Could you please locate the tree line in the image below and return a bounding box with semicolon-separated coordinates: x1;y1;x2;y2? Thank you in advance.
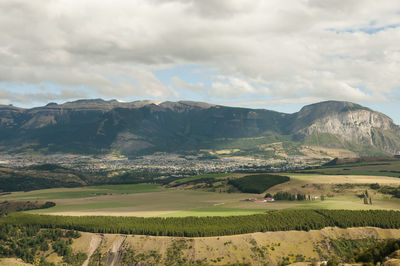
265;192;307;201
228;174;290;194
1;210;400;237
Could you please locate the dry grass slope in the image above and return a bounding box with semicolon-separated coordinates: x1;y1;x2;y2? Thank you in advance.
70;227;400;266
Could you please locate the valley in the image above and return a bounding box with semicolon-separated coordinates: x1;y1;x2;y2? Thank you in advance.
2;158;400;265
2;0;400;263
1;158;400;218
1;100;400;265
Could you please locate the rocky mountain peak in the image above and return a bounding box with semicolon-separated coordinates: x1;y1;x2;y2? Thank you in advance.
290;101;400;154
297;101;370;119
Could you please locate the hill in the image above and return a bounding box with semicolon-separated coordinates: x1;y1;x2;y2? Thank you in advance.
71;227;400;266
0;100;399;157
0;165;88;192
2;224;400;265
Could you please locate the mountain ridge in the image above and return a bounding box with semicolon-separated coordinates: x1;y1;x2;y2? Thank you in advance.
0;99;399;157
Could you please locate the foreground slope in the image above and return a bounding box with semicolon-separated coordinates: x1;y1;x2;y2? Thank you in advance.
3;227;400;265
77;227;400;266
2;227;397;266
0;99;399;156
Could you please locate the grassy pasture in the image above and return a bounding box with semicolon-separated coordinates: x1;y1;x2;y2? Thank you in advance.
300;158;400;177
267;173;400;196
1;186;260;217
2;172;400;217
26;202;133;213
0;184;161;200
283;173;400;185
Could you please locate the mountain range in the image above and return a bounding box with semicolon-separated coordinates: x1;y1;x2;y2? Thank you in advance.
0;99;399;158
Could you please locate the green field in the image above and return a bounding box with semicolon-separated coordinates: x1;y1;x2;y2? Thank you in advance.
0;185;261;217
26;202;133;213
300;158;400;177
1;172;400;217
2;158;400;218
0;183;162;200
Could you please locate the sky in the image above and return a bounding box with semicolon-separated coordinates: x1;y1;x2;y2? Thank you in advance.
0;0;400;123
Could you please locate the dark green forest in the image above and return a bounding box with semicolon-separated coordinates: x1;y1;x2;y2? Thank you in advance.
355;239;400;264
325;238;400;265
265;191;307;201
1;210;400;237
228;174;290;193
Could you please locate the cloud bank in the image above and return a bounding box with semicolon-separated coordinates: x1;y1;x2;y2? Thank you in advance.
0;0;399;107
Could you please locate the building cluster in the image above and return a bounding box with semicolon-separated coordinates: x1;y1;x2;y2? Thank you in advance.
0;152;323;174
247;198;275;202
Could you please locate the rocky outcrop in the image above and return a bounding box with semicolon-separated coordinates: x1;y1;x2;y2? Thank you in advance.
291;101;400;154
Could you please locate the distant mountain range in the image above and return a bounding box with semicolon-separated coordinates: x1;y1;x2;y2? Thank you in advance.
0;99;399;158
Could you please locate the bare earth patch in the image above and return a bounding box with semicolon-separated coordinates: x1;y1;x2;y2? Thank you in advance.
0;258;32;266
45;210;179;217
300;145;357;159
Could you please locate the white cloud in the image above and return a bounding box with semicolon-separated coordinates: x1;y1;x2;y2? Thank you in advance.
211;77;263;98
0;88;88;105
0;0;399;106
172;77;204;93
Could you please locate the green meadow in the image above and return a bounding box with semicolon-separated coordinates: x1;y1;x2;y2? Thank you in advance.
0;183;162;200
2;168;400;217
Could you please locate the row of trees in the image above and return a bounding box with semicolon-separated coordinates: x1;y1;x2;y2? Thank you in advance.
265;192;307;201
378;185;400;198
2;210;400;237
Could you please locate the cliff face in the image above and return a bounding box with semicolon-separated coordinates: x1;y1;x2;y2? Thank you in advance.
0;99;399;156
290;101;400;154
